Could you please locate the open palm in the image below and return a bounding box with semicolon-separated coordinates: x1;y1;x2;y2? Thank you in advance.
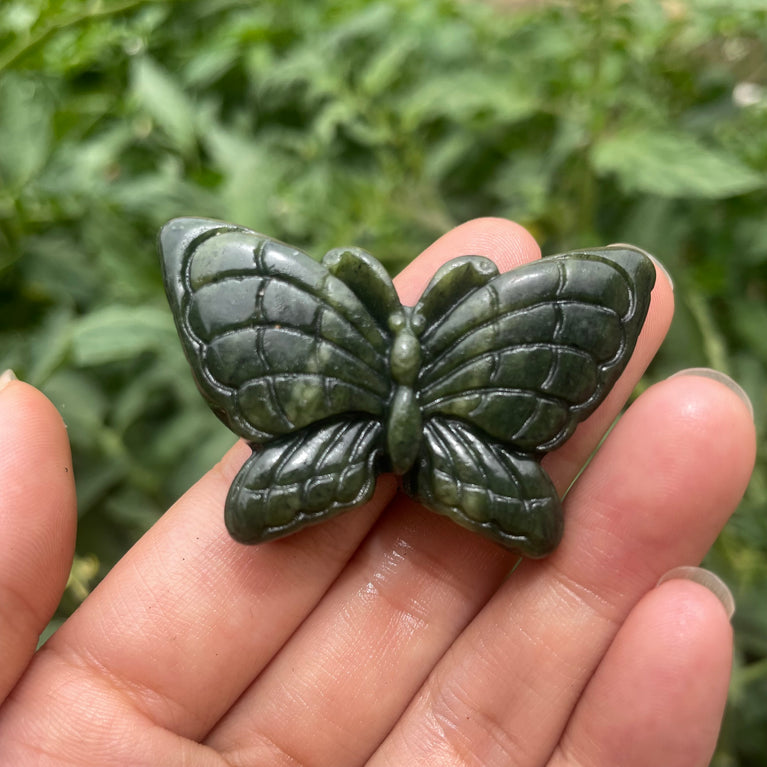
0;219;754;766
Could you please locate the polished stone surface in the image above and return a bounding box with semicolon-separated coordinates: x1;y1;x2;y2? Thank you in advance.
160;217;655;557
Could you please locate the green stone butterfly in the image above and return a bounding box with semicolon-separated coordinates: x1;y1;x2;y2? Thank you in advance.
160;218;655;557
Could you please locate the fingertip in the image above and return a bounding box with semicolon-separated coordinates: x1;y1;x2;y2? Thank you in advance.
602;245;674;374
643;260;674;342
0;377;75;486
653;575;735;637
394;217;541;304
0;379;75;489
639;577;735;735
563;367;757;580
669;368;755;423
441;217;542;270
647;576;735;668
562;577;733;767
657;566;735;620
659;372;757;477
606;242;675;294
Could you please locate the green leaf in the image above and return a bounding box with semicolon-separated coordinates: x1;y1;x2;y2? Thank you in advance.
358;35;416;96
591;129;765;198
21;231;103;306
43;369;109;451
732;299;767;360
400;70;537;129
131;56;197;156
25;307;75;385
201;122;283;231
0;72;53;187
70;305;176;366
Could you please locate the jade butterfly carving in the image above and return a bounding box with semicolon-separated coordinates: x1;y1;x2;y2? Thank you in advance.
160;218;655;557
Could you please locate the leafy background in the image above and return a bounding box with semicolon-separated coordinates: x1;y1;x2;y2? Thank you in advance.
1;0;766;763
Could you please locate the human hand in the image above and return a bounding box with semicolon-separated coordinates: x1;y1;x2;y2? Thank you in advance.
0;219;755;766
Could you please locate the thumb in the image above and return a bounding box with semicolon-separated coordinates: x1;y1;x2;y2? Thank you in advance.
0;373;77;702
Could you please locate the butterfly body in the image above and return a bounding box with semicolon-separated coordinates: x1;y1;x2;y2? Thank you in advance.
383;308;423;474
160;218;655;557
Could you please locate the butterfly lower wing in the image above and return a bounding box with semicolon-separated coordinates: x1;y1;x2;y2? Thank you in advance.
226;418;384;543
159;218;392;443
405;418;562;557
417;247;655;452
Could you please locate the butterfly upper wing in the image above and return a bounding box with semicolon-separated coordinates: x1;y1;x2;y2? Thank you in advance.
159;218;394;444
160;218;402;544
415;247;656;452
405;247;655;555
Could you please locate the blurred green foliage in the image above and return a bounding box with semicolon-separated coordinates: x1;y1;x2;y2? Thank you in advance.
1;0;766;762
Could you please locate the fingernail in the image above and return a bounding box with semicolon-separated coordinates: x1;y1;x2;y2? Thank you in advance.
669;367;754;420
606;242;673;292
657;566;735;619
0;369;17;392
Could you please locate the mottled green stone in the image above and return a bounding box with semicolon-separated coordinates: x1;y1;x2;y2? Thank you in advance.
160;217;655;557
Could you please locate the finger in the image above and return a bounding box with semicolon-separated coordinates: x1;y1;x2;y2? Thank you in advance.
395;216;541;304
551;577;733;767
370;373;754;767
0;378;77;701
0;437;397;746
204;220;671;766
545;248;674;493
0;219;526;753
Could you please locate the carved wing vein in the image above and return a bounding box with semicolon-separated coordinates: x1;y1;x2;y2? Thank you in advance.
420;299;627;377
184;297;389;377
196;325;390;396
422;387;562;411
419;343;596;400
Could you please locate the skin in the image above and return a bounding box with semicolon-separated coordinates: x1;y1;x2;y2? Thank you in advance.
0;218;756;766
